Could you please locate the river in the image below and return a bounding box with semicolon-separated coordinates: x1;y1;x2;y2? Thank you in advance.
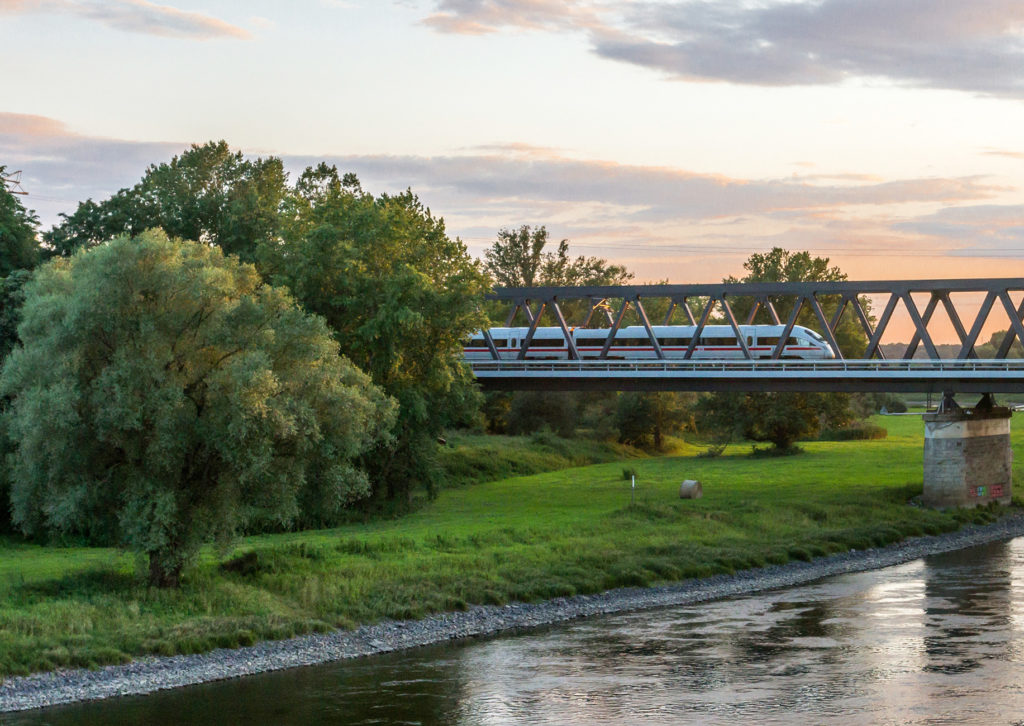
9;538;1024;725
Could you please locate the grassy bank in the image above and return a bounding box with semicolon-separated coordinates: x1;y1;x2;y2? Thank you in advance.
0;415;1020;677
436;430;646;489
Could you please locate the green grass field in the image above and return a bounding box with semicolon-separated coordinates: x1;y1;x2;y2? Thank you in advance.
0;414;1019;677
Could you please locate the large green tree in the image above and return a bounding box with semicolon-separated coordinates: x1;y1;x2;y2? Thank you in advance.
724;247;870;357
1;230;394;586
484;224;632;289
0;170;40;365
0;167;40;276
0;170;41;533
480;226;634;434
615;392;692;450
43;141;288;264
698;248;863;452
696;391;852;452
275;166;490;504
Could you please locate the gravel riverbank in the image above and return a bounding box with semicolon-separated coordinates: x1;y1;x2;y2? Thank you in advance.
5;514;1024;714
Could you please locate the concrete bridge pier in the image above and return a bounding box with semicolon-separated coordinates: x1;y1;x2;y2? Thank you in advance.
923;392;1013;509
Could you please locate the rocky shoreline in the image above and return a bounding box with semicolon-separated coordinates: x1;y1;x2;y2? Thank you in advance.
4;514;1024;714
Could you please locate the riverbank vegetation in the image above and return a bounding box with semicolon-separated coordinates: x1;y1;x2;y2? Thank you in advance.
0;415;1020;676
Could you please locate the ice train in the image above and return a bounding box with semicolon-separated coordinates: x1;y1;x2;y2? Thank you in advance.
464;325;835;360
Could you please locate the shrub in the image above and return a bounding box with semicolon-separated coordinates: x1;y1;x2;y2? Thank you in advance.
819;424;888;441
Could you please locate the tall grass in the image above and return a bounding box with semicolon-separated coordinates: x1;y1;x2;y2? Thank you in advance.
0;414;1019;677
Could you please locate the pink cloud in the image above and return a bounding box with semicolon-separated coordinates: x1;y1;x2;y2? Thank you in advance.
0;112;73;137
0;0;251;40
422;0;603;35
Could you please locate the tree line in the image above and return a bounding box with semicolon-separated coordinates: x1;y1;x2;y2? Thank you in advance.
0;143;989;586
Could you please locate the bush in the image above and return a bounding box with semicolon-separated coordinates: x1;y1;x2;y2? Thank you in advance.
750;444;804;457
819;424;888;441
507;392;578;438
615;392;690;449
851;392;908;416
881;395;908;414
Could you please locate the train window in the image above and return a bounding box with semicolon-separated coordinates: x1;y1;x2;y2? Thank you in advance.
469;337;485;346
490;338;508;348
701;337;733;346
529;338;565;347
760;336;779;346
787;336;800;345
660;338;691;346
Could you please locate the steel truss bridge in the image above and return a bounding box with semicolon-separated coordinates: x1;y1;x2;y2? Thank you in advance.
470;278;1024;393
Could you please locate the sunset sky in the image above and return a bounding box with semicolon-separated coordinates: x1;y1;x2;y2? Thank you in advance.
2;0;1023;341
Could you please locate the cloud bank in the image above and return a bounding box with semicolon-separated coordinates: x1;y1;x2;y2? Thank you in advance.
3;112;1021;281
302;152;997;221
423;0;1024;97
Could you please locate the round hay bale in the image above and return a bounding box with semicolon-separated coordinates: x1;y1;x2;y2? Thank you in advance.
679;480;703;499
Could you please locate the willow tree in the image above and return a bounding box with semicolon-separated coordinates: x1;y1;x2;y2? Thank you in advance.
1;230;394;586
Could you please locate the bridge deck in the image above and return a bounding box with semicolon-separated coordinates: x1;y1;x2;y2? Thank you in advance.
469;359;1024;393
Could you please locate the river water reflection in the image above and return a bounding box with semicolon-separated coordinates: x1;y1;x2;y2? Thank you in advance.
11;539;1024;725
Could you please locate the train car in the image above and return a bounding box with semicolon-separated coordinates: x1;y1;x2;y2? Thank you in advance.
464;324;835;360
463;327;568;359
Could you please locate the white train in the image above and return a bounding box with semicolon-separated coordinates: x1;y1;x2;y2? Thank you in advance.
464;325;835;360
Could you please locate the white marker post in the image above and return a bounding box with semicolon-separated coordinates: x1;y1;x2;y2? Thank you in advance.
631;474;635;506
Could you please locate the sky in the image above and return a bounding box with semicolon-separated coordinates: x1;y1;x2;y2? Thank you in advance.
2;0;1023;342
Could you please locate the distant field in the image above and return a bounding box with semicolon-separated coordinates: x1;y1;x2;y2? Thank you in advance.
0;414;1020;677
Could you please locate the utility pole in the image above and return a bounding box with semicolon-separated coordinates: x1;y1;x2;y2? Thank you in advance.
1;169;28;195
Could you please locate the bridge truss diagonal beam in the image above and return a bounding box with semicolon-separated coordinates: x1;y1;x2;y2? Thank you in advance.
937;293;975;359
550;299;579;360
997;292;1024;358
516;300;545;360
901;292;941;361
481;328;501;360
600;298;631;359
805;294;844;361
719;295;752;359
685;297;718;360
864;293;899;360
903;294;937;360
772;296;804;359
959;291;997;360
634;297;664;359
